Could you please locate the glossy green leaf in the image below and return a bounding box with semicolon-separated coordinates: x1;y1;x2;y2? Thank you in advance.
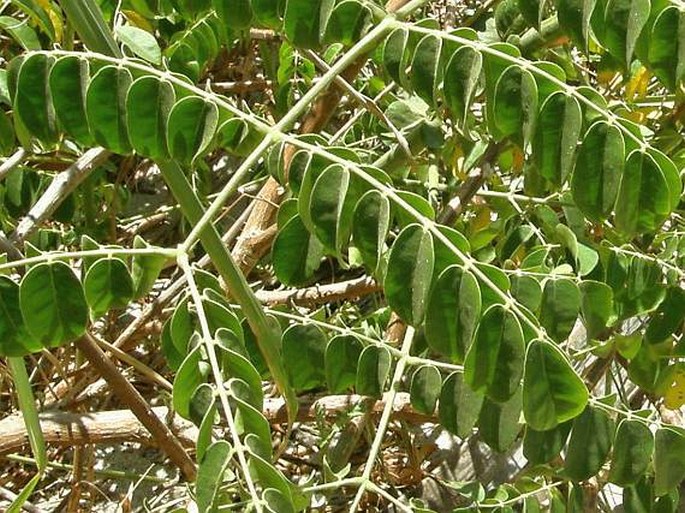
411;34;442;105
83;258;135;318
464;304;525;402
443;46;482;126
623;478;653;513
324;0;371;46
579;280;615;338
438;371;484;438
19;262;88;348
196;440;232;513
532;92;582;187
49;56;92;145
283;0;333;49
602;0;650;66
522;340;589;431
384;224;434;326
425;266;480;363
0;276;40;356
282;324;326;391
492;64;538;143
0;15;40;50
540;278;580;343
556;0;597;50
511;275;542;312
609;418;654;486
214;0;253;30
654;426;685;496
126;76;174;159
352;189;390;274
645;287;685;344
523;422;572;464
356;345;391;398
382;28;409;84
564;405;614;481
571;121;624;222
116;25;161;64
131;235;168;299
309;164;360;259
173;342;210;419
615;150;672;235
518;0;545;27
233;391;272;458
86;65;132;154
272;214;324;286
325;334;363;393
410;365;441;415
166;96;218;164
648;6;685;89
478;388;522;452
14;53;57;144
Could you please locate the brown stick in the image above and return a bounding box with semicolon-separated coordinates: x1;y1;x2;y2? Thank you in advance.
74;334;197;481
255;275;380;305
0;394;431;457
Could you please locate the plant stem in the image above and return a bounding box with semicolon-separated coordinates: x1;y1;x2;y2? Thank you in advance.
157;160;297;423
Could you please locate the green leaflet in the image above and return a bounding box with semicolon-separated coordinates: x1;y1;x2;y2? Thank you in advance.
609;418;654;486
615;150;672;235
491;64;538;145
532;92;582;188
410;34;442;106
356;345;391;398
19;262;89;348
166;96;219;165
564;405;614;481
173;341;210;419
213;0;253;30
647;6;685;90
0;276;41;356
352;190;391;275
438;371;484;438
325;335;363;393
523;422;572;464
464;304;525;403
196;440;232;513
571;120;624;222
540;278;580;343
522;340;588;431
579;280;616;338
324;0;371;47
601;0;650;66
116;25;161;64
283;0;334;49
409;365;441;415
87;65;132;154
83;257;135;318
131;235;168;299
14;53;57;144
309;164;362;261
654;426;685;496
424;265;481;363
443;45;482;127
478;387;522;452
49;56;93;146
272;214;324;286
645;286;685;344
126;76;174;160
556;0;597;51
384;224;434;326
282;324;327;391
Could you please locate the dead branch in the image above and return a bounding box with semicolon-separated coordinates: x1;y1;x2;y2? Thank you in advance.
255;275;380;306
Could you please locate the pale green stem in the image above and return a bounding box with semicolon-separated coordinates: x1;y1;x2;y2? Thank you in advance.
349;326;416;512
0;247;179;273
180;17;396;253
177;252;263;512
158;160;297;423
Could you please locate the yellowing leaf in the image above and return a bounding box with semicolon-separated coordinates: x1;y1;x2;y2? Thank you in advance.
663;365;685;410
